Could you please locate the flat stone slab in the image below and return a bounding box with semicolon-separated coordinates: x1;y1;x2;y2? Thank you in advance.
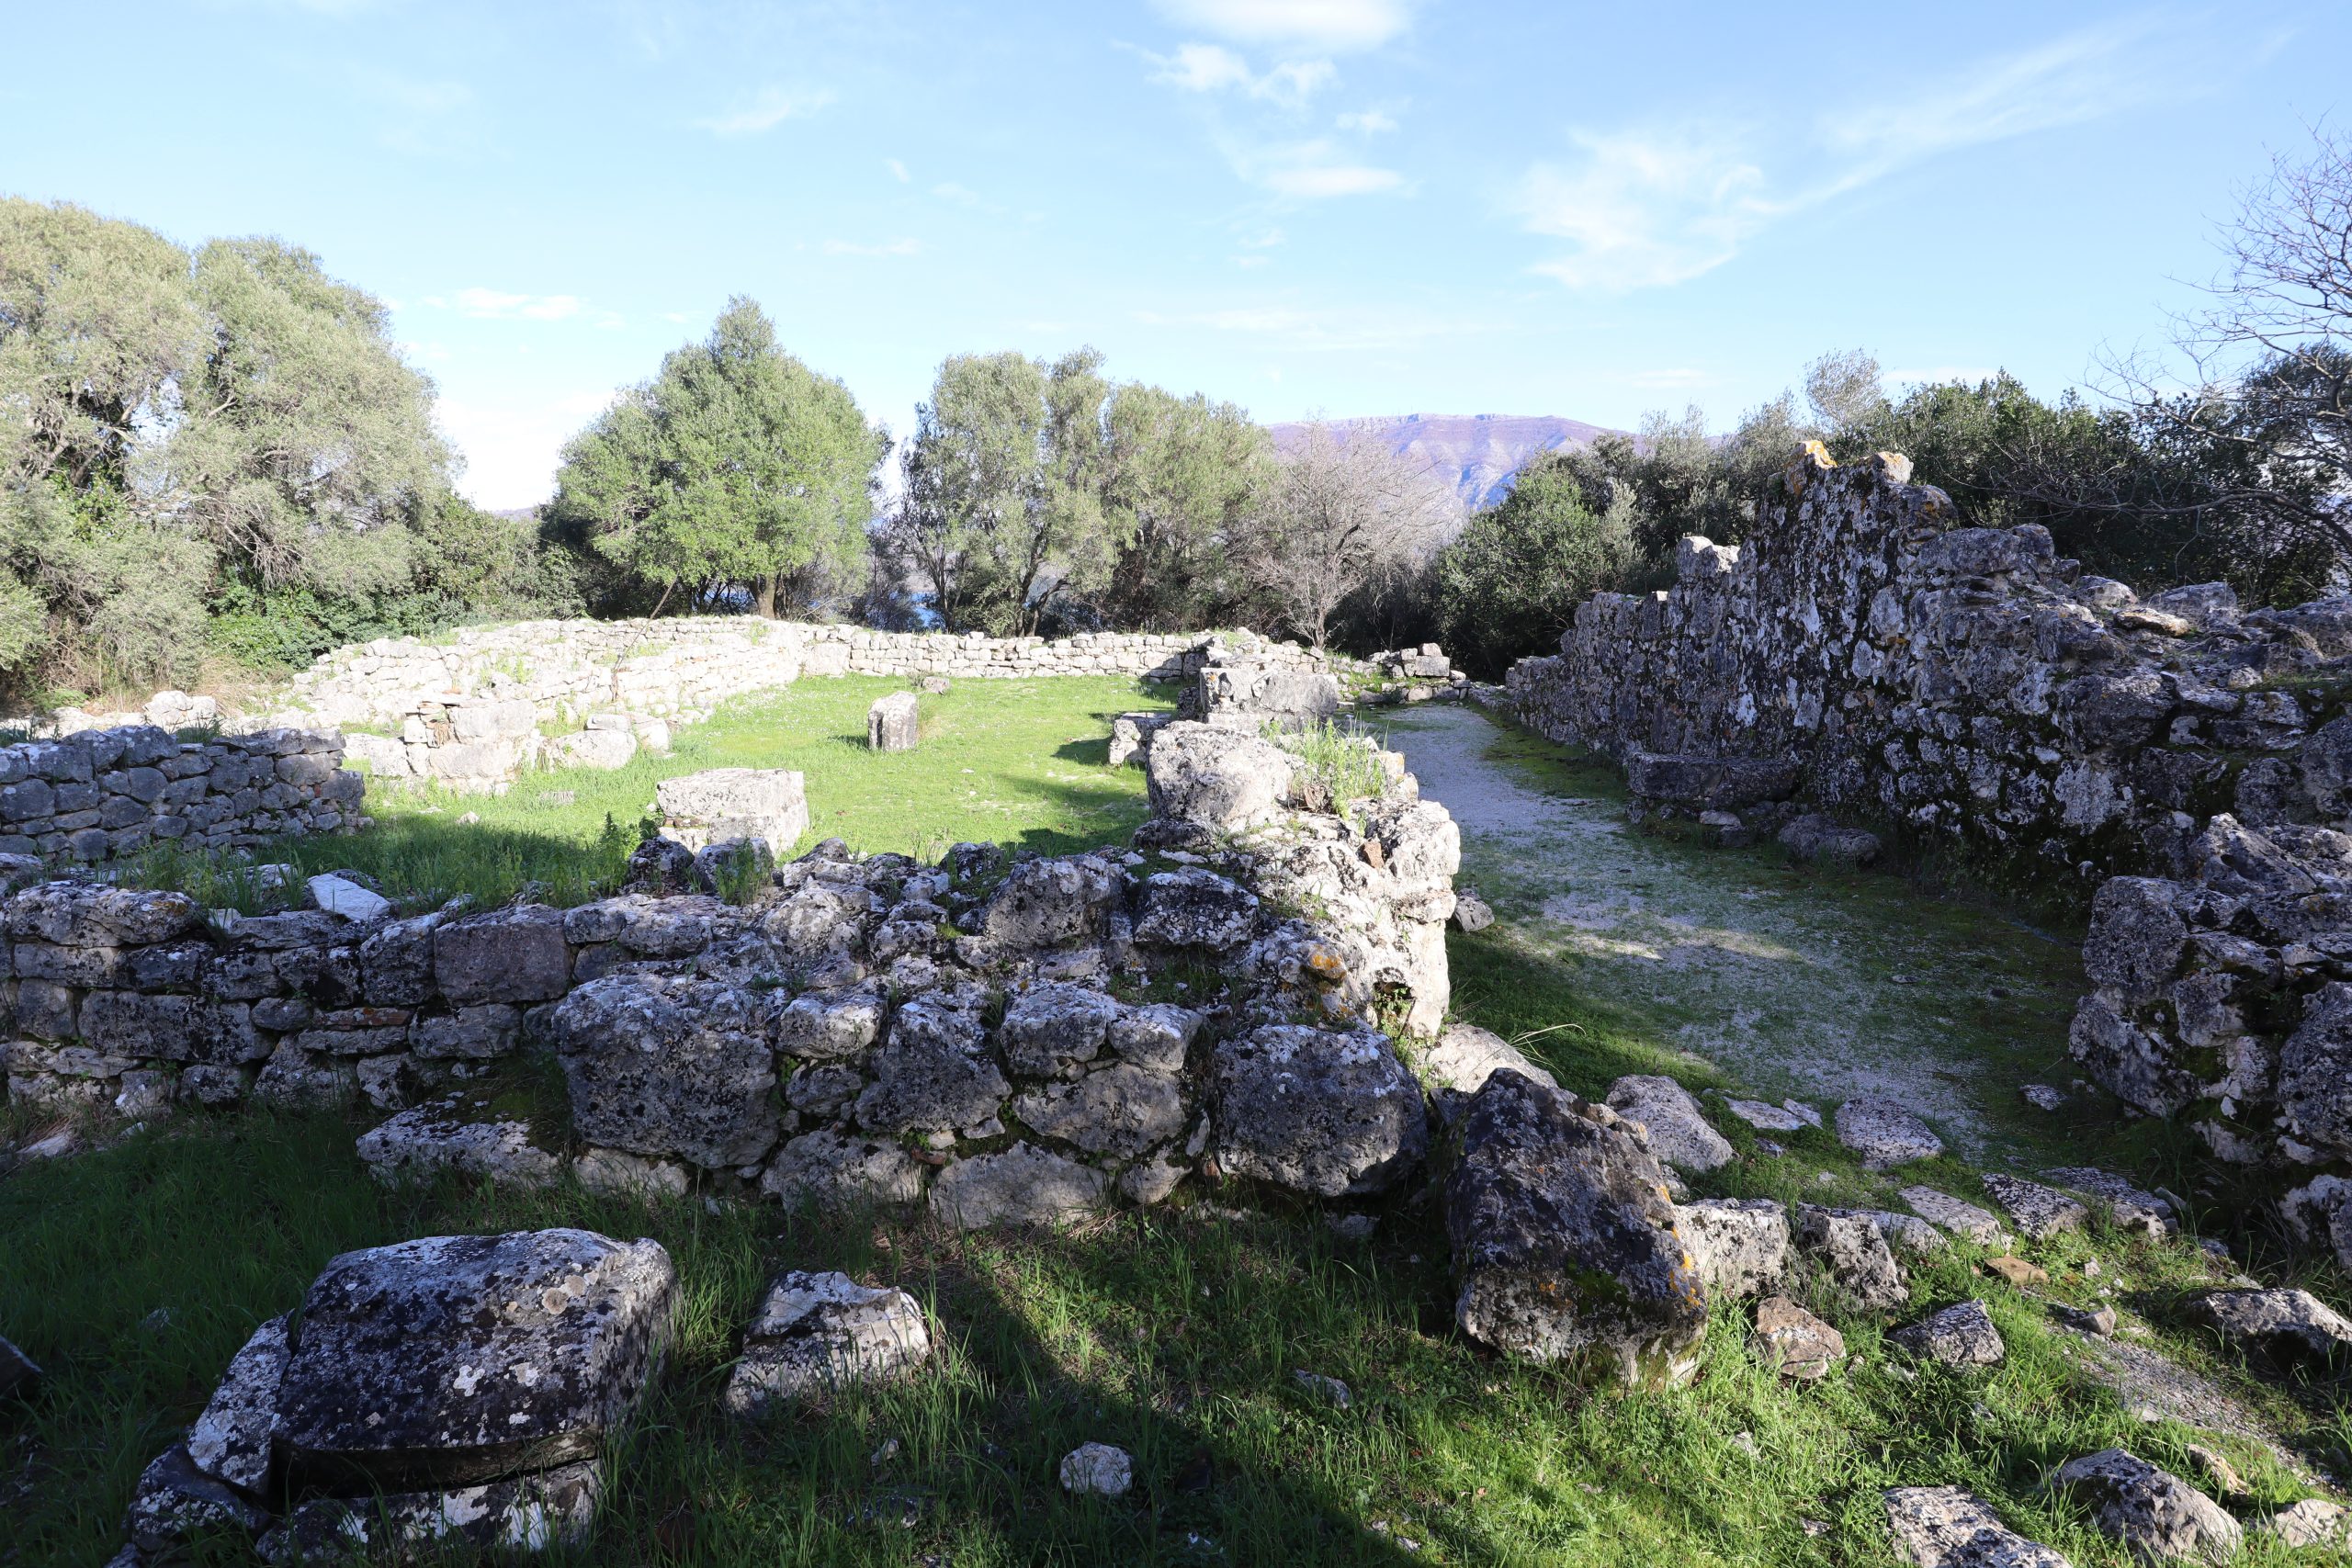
1604;1075;1733;1174
276;1229;678;1491
1883;1485;2069;1568
1981;1174;2088;1241
655;767;808;855
724;1270;931;1415
1900;1186;2007;1246
1835;1097;1944;1168
1753;1294;1845;1381
260;1461;601;1559
356;1098;561;1190
1724;1097;1811;1133
2041;1167;2177;1239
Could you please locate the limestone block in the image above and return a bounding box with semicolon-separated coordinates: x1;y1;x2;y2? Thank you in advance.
867;691;920;752
655;767;808;856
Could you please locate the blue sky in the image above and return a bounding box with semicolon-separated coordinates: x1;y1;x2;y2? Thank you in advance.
4;1;2344;507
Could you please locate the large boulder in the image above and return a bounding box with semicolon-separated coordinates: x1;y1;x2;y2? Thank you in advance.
655;767;808;855
1674;1198;1790;1301
723;1270;931;1415
1883;1486;2070;1568
548;975;782;1169
1443;1069;1708;1386
275;1230;677;1491
867;691;920;752
2182;1288;2352;1373
854;989;1010;1136
1211;1024;1428;1197
1144;721;1296;829
979;855;1123;950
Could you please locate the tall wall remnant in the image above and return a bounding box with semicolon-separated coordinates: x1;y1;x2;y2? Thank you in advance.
1506;444;2352;880
1502;444;2352;1264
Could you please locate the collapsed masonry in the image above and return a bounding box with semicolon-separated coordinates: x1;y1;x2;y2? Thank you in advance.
1500;443;2352;1263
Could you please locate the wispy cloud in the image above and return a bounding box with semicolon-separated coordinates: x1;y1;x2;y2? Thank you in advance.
351;69;481;155
886;157;910;183
1232;138;1408;198
695;85;834;136
1337;107;1396;133
1149;0;1413;52
931;181;1005;213
1517;19;2218;292
420;288;623;328
821;237;921;257
1150;42;1334;105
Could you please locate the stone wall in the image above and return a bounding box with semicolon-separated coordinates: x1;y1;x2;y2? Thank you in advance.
1500;442;2352;1265
1504;445;2352;883
269;618;1337;791
0;725;359;869
3;721;1457;1233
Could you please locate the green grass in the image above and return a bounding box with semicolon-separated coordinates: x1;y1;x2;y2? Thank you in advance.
4;1108;2346;1566
132;676;1178;912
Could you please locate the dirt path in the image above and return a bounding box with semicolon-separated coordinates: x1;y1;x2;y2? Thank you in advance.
1378;703;2087;1164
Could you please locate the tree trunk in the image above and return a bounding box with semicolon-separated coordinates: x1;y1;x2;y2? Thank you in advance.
753;575;778;619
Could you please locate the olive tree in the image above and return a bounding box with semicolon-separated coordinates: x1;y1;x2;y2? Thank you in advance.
1242;421;1456;649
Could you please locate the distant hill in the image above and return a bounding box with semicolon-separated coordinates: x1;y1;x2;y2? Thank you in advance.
1267;413;1626;510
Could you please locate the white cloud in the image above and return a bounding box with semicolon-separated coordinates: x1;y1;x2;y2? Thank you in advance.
1151;42;1334;104
1150;0;1411;51
1239;140;1407;198
886;157;910;182
1518;20;2210;292
931;181;996;210
695;86;834;136
1337;107;1396;133
442;288;590;321
1238;227;1285;248
821;237;921;257
437;389;621;512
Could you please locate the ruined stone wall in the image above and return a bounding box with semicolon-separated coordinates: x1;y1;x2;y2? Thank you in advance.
0;725;359;869
266;619;1336;791
1504;446;2352;883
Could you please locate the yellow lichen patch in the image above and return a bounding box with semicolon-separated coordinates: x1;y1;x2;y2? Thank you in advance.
1782;438;1838;495
1306;948;1347;979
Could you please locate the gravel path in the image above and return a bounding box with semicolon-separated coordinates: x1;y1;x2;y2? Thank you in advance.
1380;703;2083;1161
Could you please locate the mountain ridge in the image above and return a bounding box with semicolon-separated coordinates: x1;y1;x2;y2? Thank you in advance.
1266;412;1627;509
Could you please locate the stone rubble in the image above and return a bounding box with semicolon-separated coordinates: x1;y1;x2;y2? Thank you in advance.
722;1270;931;1414
1882;1485;2070;1568
1889;1300;2007;1367
2050;1449;2241;1566
1834;1097;1946;1169
1900;1186;2008;1246
1059;1442;1134;1497
1752;1295;1847;1382
1979;1175;2089;1242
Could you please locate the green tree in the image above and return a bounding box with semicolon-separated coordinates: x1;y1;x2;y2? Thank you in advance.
1097;384;1271;629
884;348;1115;635
1432;450;1637;678
549;298;883;617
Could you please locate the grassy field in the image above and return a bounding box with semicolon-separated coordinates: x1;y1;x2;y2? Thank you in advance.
133;675;1176;912
7;694;2351;1563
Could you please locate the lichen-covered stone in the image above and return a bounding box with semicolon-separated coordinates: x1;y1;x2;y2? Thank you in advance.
999;982;1122;1077
549;975;781;1168
2052;1449;2240;1566
723;1270;931;1414
929;1143;1107;1228
1675;1198;1790;1301
1793;1204;1909;1314
1212;1023;1427;1198
1604;1075;1733;1174
761;1130;929;1211
1883;1485;2069;1568
275;1229;676;1491
1890;1300;2005;1367
1444;1070;1707;1385
186;1314;288;1491
1752;1294;1845;1381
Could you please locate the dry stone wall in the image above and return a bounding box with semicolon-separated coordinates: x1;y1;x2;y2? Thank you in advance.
266;619;1339;790
1500;442;2352;1265
0;725;359;870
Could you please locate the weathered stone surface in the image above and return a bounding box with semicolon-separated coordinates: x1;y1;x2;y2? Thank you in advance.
411;1004;521;1061
276;1229;677;1490
307;873;392;923
2252;1498;2350;1550
2052;1449;2241;1566
1144;721;1295;828
434;905;571;1007
549;726;639;772
1604;1075;1733;1174
1901;1186;2007;1245
1725;1097;1811;1133
1212;1023;1428;1198
1980;1174;2089;1242
9;882;201;946
2041;1168;2176;1239
1418;1022;1557;1123
854;990;1008;1136
774;987;886;1061
1624;751;1799;811
1444;1070;1707;1384
762;1130;929;1211
571;1146;690;1201
929;1143;1107;1228
549;975;781;1168
979;855;1122;949
1059;1441;1133;1497
258;1461;601;1560
2182;1287;2352;1372
1794;1204;1909;1314
999;982;1122;1077
655;767;808;855
1891;1300;2006;1366
124;1444;271;1557
1883;1485;2070;1568
1451;888;1494;932
1107;1002;1202;1072
187;1314;288;1491
1752;1294;1846;1381
1013;1062;1186;1159
356;1099;562;1190
867;691;920;752
1674;1198;1790;1300
1131;866;1260;951
1779;813;1883;867
723;1270;931;1414
1835;1097;1945;1168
